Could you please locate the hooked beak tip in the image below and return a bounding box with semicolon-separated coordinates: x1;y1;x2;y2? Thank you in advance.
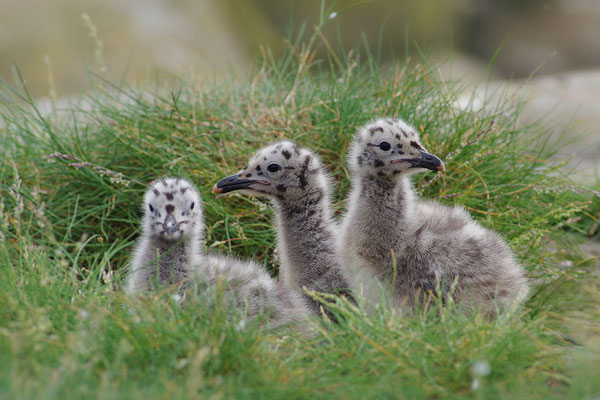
212;183;223;194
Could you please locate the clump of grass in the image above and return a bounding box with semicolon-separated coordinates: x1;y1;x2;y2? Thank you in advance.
1;20;599;398
2;57;594;278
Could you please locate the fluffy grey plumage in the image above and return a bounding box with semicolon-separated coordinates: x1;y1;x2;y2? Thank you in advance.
192;253;310;329
213;141;354;317
338;118;529;313
126;177;309;328
126;177;203;293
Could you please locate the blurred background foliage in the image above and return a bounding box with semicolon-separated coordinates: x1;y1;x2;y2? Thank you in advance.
1;0;600;98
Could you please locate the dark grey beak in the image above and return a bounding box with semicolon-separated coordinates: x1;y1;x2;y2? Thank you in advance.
408;150;446;172
212;174;263;194
163;213;179;235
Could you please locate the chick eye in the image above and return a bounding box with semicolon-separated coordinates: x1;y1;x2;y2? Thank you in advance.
148;204;155;213
266;163;281;173
190;202;195;210
379;141;391;151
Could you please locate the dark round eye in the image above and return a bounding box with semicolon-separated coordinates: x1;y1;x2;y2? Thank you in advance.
190;202;194;210
379;141;391;151
266;163;281;173
148;204;155;213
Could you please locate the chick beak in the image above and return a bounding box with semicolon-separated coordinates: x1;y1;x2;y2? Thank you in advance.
212;174;268;194
408;150;446;172
163;213;178;237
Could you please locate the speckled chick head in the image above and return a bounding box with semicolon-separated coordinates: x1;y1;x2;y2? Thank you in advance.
213;141;329;202
348;118;445;179
143;177;203;242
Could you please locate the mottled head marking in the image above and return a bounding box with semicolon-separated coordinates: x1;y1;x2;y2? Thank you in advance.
410;141;424;151
213;141;330;202
348;117;445;178
143;177;203;242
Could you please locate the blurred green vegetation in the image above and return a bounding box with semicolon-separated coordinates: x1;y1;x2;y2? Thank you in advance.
2;0;600;98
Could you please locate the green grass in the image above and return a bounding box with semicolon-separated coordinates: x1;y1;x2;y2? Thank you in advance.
1;29;600;398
